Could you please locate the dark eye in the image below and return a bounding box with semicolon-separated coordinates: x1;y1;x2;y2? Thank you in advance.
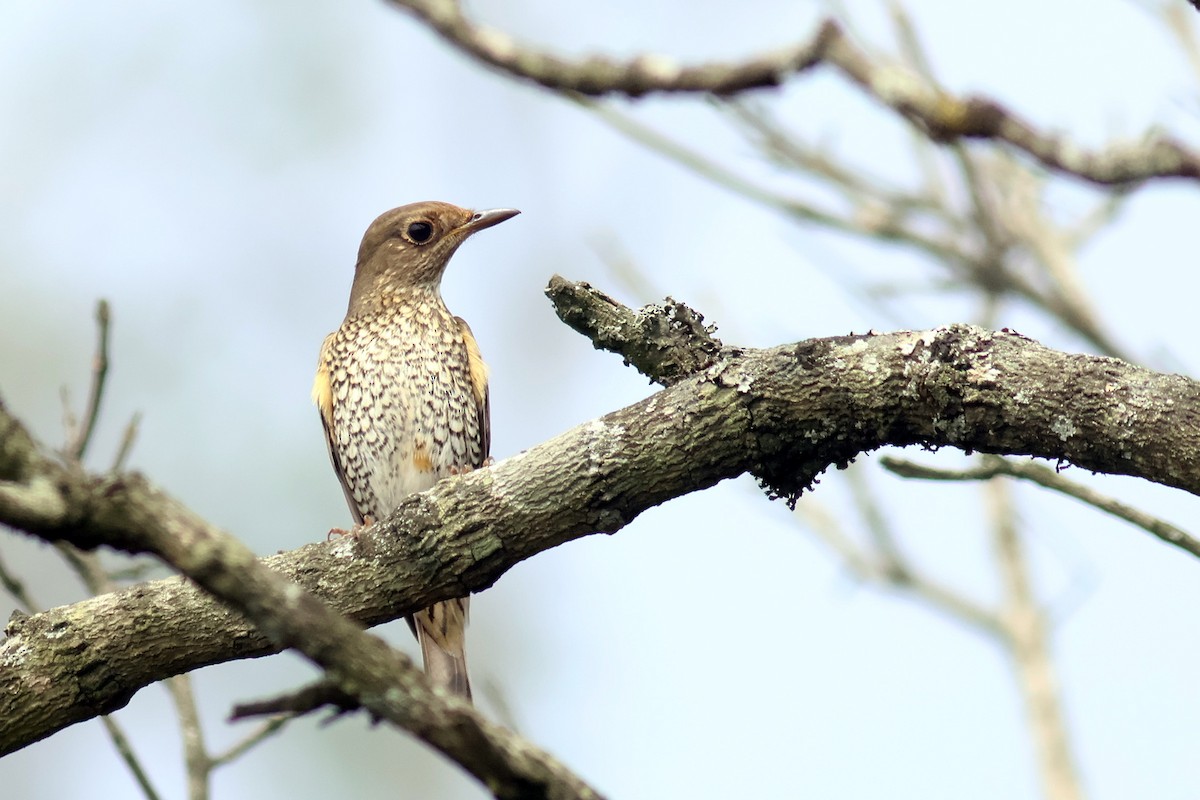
406;221;433;244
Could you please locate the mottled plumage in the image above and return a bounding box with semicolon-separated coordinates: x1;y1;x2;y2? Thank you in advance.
313;201;518;701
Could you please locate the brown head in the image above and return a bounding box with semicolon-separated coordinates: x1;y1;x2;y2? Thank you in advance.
347;201;520;315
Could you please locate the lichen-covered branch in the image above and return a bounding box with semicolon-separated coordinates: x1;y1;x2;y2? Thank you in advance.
545;277;722;385
3;279;1200;764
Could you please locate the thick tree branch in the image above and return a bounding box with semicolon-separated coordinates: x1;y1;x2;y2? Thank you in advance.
386;5;1200;186
0;415;599;799
4;279;1200;762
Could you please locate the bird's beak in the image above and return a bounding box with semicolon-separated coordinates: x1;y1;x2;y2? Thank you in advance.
458;208;521;237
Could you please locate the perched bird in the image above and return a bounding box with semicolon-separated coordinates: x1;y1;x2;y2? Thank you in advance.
312;201;519;701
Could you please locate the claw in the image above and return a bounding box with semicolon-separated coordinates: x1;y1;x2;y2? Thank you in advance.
327;516;374;541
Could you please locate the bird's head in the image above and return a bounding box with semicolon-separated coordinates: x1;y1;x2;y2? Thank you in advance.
348;201;519;313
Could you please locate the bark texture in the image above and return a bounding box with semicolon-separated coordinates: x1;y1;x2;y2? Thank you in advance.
2;279;1198;761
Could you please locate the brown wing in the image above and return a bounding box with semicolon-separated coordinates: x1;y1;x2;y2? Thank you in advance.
313;332;365;525
456;316;491;467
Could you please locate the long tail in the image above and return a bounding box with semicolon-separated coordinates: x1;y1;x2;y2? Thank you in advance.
413;598;472;702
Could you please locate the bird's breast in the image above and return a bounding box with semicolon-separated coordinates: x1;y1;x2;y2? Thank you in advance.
327;306;485;519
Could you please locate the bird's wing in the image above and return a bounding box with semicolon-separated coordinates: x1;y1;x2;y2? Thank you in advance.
456;316;491;467
313;331;364;525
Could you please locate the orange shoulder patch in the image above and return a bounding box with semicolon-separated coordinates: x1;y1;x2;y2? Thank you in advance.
313;333;335;429
457;318;489;411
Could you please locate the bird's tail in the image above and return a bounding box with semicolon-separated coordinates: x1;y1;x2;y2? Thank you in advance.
414;598;472;702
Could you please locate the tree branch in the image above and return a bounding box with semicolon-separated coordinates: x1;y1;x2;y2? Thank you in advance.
385;6;1200;186
3;278;1200;765
387;0;831;97
1;412;600;798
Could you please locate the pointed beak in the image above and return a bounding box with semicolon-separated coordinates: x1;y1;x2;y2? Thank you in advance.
458;207;521;237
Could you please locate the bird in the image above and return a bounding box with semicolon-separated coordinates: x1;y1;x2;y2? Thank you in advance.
312;201;519;701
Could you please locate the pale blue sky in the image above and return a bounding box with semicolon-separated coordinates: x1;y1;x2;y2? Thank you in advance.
1;1;1198;798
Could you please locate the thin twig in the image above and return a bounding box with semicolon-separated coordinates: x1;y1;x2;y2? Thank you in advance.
879;455;1200;559
210;717;291;768
100;715;165;800
585;88;1131;359
795;496;1003;635
111;412;143;472
59;387;77;450
55;543;113;595
5;528;164;800
0;548;37;612
68;300;112;461
105;558;160;584
576;95;972;265
165;675;210;800
722;100;937;215
843;467;905;571
1165;3;1200;81
986;481;1084;800
587;235;665;305
52;303;198;799
231;681;361;721
1065;191;1130;250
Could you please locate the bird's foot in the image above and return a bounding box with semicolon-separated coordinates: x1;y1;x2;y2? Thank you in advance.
327;516;375;541
446;459;493;477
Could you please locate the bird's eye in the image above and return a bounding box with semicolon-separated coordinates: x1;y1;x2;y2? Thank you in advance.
406;221;434;244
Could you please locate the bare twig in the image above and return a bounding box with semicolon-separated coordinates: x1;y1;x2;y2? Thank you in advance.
33;544;167;800
165;675;209;800
0;548;37;612
231;681;361;721
111;412;142;472
582;95;1133;359
55;543;113;594
52;302;211;799
210;717;291;768
1163;3;1200;81
59;387;77;452
577;95;973;265
986;482;1083;800
843;467;906;571
879;455;1200;559
67;300;112;461
105;558;160;584
795;495;1003;635
100;715;165;800
55;542;174;800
